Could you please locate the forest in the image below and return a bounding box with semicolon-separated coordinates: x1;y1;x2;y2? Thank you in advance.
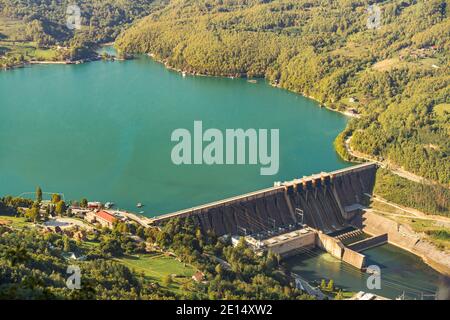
0;196;314;300
114;0;450;186
0;0;167;66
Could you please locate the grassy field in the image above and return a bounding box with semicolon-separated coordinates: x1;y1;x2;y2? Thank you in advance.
434;103;450;117
398;217;450;251
372;56;440;72
370;201;450;250
0;215;29;229
0;15;62;65
115;253;196;294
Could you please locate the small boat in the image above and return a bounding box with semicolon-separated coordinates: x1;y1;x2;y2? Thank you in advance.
139;211;145;214
105;202;115;209
182;71;187;77
136;203;143;208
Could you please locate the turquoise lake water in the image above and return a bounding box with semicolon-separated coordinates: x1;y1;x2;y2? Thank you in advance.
286;244;442;299
0;55;349;215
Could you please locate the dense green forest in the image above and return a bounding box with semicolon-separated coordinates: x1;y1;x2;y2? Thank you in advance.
115;0;450;185
0;0;167;66
0;0;167;44
374;169;450;217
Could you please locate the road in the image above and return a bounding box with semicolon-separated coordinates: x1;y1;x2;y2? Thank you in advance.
345;136;436;185
365;193;450;227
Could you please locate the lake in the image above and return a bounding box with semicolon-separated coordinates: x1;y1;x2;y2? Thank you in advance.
0;54;349;215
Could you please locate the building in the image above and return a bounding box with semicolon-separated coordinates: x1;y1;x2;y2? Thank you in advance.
192;271;205;282
86;210;117;228
87;202;102;210
73;230;86;241
349;291;390;300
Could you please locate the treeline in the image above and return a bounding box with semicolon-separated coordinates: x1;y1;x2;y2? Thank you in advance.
147;217;313;299
115;0;450;185
374;169;450;217
0;196;312;299
0;228;172;299
0;0;166;45
0;0;168;66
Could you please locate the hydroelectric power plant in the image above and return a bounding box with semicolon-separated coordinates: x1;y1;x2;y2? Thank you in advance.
151;163;388;270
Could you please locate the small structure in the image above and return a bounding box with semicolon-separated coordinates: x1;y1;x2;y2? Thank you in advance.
349;291;390;300
87;202;102;210
73;230;86;241
86;210;117;228
347;108;359;115
192;271;205;282
231;236;241;247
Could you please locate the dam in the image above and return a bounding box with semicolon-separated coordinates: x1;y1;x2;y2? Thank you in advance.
151;163;387;269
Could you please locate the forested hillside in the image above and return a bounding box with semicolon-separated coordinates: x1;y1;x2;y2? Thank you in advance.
0;0;167;66
0;0;167;44
115;0;450;185
0;196;313;300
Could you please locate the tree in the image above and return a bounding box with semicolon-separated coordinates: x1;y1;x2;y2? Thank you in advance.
51;194;61;204
136;226;145;239
4;245;29;266
80;198;88;208
162;274;173;287
25;206;40;222
63;236;71;252
100;237;123;257
327;279;334;292
55;200;66;215
335;290;344;300
36;186;42;203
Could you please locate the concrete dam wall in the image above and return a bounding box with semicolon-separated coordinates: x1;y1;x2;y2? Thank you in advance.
152;163;377;237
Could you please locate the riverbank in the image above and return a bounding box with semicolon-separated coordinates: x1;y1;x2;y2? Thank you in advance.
344;135;439;186
362;209;450;276
147;51;361;119
1;55;104;71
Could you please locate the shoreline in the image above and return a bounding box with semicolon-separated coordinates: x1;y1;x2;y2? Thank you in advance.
362;212;450;277
1;56;103;71
146;53;360;119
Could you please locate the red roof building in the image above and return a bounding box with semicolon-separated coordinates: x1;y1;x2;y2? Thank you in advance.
93;210;117;228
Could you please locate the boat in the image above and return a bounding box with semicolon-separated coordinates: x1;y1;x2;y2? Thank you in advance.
105;202;115;209
136;203;143;208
